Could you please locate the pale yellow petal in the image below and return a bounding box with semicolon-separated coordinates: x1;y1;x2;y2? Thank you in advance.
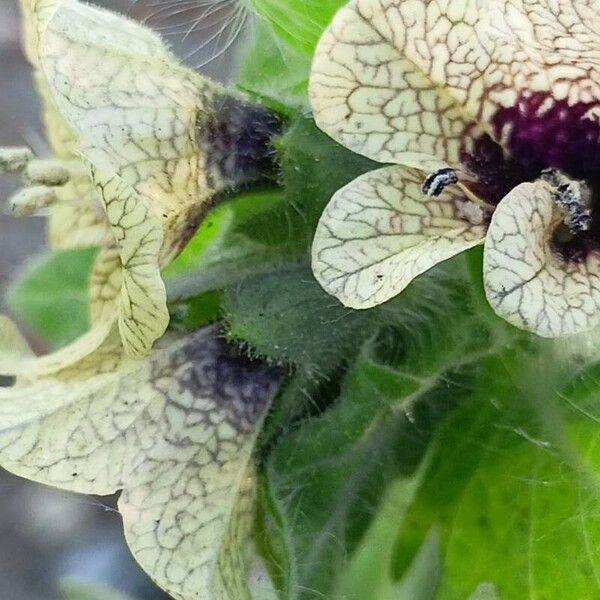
484;181;600;337
19;0;108;250
367;0;599;130
48;201;112;250
0;325;280;600
309;0;482;170
25;0;231;355
35;0;221;257
312;166;487;308
0;316;35;376
91;168;169;358
89;246;122;324
3;320;116;379
406;0;600;123
311;0;600;170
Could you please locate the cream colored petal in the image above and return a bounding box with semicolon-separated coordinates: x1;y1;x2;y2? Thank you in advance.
0;316;35;376
484;181;600;337
312;166;486;308
35;0;220;247
25;0;231;355
89;245;122;324
3;320;116;379
19;1;108;250
361;0;600;130
91;168;169;358
48;202;112;250
0;324;280;600
311;0;600;167
309;0;482;169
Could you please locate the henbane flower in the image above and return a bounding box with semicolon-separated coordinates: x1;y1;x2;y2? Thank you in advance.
2;0;278;365
309;0;600;337
0;317;280;600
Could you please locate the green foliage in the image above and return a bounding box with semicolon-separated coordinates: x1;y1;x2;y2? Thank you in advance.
255;265;499;599
333;470;440;600
166;190;284;278
237;20;311;112
223;262;369;373
388;345;600;600
7;248;97;348
165;190;287;301
60;579;135;600
249;0;346;54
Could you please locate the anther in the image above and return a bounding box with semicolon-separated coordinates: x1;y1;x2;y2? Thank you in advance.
422;168;459;197
0;147;34;174
24;160;72;187
10;186;58;217
541;168;592;234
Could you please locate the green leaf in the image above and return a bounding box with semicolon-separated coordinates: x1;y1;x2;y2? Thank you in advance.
223;262;370;374
466;583;501;600
258;274;498;599
394;529;440;600
237;20;311;112
334;473;440;600
7;247;97;348
249;0;345;54
168;290;223;331
392;344;600;600
60;579;136;600
165;190;284;278
165;190;287;302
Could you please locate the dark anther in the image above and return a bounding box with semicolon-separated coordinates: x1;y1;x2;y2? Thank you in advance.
541;168;592;234
0;375;15;388
422;168;459;197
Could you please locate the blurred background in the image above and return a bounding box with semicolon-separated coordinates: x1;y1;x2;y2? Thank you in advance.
0;1;246;597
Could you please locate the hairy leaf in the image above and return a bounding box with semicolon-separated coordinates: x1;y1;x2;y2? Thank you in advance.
392;345;600;600
249;0;346;54
334;476;440;600
259;277;497;599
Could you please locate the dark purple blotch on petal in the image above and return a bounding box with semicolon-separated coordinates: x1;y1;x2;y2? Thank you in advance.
461;92;600;205
179;326;282;430
493;93;600;182
197;95;282;187
460;132;537;204
460;92;600;262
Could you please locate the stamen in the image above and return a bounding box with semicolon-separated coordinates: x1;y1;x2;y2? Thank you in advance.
540;168;592;234
422;167;494;215
422;167;458;197
0;147;34;174
0;149;89;216
10;186;58;216
24;160;72;187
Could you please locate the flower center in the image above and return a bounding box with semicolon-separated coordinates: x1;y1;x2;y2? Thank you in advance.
459;92;600;261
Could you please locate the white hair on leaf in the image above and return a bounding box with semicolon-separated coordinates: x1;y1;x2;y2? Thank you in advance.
128;0;256;78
